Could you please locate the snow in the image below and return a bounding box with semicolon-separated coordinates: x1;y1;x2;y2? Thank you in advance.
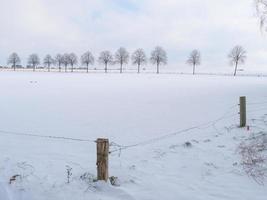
0;71;266;200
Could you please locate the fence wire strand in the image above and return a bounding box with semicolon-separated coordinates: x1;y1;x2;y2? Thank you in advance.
0;129;95;143
247;101;267;106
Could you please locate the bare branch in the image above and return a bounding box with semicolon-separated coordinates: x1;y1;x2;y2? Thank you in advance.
255;0;267;31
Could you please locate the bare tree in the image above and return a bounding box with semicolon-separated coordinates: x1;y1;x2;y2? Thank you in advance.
187;50;201;75
68;53;78;72
150;46;167;74
81;51;94;73
228;45;247;76
132;48;147;73
98;51;113;73
28;54;40;71
115;47;129;73
55;54;64;72
43;54;54;72
255;0;267;31
7;52;21;71
63;53;70;72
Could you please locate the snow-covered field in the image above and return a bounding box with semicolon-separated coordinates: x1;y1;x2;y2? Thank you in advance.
0;71;266;200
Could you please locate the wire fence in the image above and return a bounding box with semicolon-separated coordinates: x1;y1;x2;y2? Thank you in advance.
109;107;239;154
1;97;266;185
0;98;266;155
109;99;267;154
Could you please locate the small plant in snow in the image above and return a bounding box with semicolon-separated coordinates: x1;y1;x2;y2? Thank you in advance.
80;172;98;191
238;136;267;185
9;174;21;184
80;172;96;184
66;165;72;184
109;176;120;186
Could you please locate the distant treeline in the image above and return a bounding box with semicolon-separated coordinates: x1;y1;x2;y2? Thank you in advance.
5;45;246;76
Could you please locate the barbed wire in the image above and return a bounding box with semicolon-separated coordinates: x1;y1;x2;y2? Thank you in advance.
244;98;267;114
0;100;265;153
110;105;239;154
247;108;267;114
0;129;95;143
247;101;267;106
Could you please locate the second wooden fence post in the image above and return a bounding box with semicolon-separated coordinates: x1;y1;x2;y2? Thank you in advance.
96;138;109;182
239;96;246;127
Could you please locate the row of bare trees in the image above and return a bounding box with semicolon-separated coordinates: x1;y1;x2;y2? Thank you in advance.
7;47;167;74
7;45;246;76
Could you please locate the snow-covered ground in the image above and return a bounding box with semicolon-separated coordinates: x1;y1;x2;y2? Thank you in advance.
0;71;266;200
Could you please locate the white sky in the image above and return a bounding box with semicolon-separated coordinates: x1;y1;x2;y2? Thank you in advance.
0;0;267;72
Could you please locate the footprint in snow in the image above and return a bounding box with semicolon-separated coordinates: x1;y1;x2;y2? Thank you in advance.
169;144;180;149
153;149;166;159
191;139;199;143
129;165;136;170
203;139;211;143
204;162;218;169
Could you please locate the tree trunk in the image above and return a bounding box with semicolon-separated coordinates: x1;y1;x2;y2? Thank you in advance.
157;63;159;74
234;62;238;76
65;65;67;72
13;63;15;71
48;64;50;72
87;64;89;73
59;64;61;72
193;64;195;75
105;63;107;73
138;63;140;73
120;63;122;73
71;64;73;72
33;65;35;72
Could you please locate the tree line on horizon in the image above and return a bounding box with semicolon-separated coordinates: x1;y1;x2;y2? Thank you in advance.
6;45;246;76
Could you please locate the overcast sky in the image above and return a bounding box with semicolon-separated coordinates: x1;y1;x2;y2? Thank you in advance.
1;0;267;72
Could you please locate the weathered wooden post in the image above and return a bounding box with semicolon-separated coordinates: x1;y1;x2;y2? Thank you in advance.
96;138;109;182
239;96;246;127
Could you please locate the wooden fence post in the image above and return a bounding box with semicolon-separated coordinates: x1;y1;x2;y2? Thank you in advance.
96;138;109;182
239;96;246;127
